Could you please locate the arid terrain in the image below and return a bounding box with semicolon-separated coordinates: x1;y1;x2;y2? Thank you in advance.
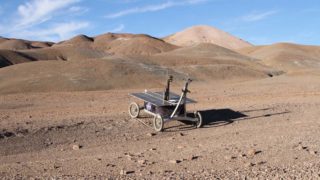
0;25;320;179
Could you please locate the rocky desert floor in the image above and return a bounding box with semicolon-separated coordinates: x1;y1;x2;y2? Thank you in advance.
0;74;320;179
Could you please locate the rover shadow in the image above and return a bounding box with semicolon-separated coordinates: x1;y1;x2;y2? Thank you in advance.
200;108;290;128
164;108;290;131
200;108;247;127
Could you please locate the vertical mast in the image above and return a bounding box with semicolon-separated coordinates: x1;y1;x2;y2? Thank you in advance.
164;75;173;101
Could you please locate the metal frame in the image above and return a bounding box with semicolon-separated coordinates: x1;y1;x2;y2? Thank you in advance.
128;77;202;131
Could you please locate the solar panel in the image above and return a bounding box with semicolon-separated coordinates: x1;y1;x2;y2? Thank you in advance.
129;91;196;106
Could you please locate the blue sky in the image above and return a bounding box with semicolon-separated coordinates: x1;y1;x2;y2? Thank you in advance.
0;0;319;45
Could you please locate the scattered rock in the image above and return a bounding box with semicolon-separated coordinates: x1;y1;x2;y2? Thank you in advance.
106;163;116;167
189;155;199;160
224;156;232;160
177;145;184;149
178;133;185;137
44;139;53;146
53;164;60;169
149;148;156;151
247;149;261;157
257;161;267;165
297;145;308;150
169;160;181;164
120;169;134;175
224;156;237;160
147;133;156;137
72;144;81;150
163;170;173;173
309;150;317;155
244;162;255;167
239;153;247;158
138;159;146;165
120;169;126;175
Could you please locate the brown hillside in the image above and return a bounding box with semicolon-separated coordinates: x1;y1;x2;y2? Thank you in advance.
93;33;178;56
0;39;32;50
139;43;279;80
0;59;167;94
238;43;320;72
164;25;252;49
0;50;35;68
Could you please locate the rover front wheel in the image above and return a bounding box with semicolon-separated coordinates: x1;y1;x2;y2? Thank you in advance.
153;114;164;132
128;102;140;118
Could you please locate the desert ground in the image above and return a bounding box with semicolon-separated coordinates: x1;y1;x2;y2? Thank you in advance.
0;25;320;179
1;74;320;179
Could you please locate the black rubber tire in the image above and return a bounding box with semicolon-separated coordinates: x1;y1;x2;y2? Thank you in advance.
128;102;140;118
153;115;164;132
195;111;203;128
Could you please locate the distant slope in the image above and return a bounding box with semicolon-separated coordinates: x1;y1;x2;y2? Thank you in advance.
238;43;320;72
163;25;252;49
54;33;178;56
0;50;35;68
0;38;53;50
0;43;280;94
0;60;166;94
145;43;278;80
93;33;178;56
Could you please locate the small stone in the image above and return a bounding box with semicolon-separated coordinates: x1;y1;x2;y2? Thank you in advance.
179;133;185;136
106;163;115;167
149;148;156;151
169;160;181;164
177;145;184;149
120;170;134;175
257;161;267;165
244;162;255;167
189;155;199;160
163;170;172;173
224;156;232;160
138;159;146;165
72;144;81;150
309;150;317;155
247;149;258;156
239;153;247;158
297;145;307;150
147;133;156;137
120;169;126;175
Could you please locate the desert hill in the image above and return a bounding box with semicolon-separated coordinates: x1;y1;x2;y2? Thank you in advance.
238;43;320;72
0;42;279;94
145;43;276;80
0;38;53;50
0;50;36;68
2;26;320;94
0;59;170;94
163;25;252;49
0;33;176;69
54;33;178;56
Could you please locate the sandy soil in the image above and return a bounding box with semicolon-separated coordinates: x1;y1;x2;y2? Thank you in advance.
0;74;319;179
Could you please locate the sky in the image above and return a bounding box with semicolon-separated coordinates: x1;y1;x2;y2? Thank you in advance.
0;0;319;45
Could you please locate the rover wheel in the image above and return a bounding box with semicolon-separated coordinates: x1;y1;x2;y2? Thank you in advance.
153;114;164;132
128;102;140;118
195;111;203;128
